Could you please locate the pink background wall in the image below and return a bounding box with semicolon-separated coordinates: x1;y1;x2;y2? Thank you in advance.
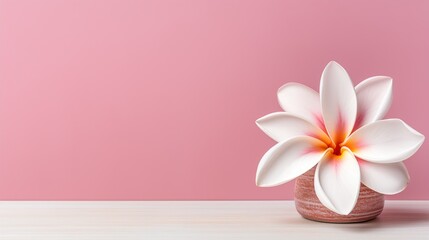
0;0;428;200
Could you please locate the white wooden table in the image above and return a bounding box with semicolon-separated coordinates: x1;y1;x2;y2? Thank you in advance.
0;201;427;239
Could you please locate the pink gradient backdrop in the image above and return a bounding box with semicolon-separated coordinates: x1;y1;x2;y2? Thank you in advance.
0;0;428;200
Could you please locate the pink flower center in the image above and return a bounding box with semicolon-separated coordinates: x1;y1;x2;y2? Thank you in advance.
332;144;342;156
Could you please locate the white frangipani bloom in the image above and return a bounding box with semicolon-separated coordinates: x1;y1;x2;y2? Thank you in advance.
255;61;424;215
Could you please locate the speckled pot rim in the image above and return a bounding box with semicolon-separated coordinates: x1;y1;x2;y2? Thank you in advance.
294;167;384;223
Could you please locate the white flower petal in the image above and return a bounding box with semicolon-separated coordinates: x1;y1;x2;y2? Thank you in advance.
355;76;393;130
277;83;324;130
256;136;328;187
256;112;330;143
314;147;360;215
320;61;357;144
359;160;409;195
346;119;425;163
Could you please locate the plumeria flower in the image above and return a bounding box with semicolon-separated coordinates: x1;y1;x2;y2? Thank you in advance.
255;61;424;215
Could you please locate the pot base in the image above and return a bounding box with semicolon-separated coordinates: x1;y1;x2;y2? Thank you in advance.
294;167;384;223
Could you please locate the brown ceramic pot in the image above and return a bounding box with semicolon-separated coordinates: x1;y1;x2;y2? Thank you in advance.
294;166;384;223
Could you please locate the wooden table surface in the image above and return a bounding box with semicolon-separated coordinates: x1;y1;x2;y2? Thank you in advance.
0;201;427;239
